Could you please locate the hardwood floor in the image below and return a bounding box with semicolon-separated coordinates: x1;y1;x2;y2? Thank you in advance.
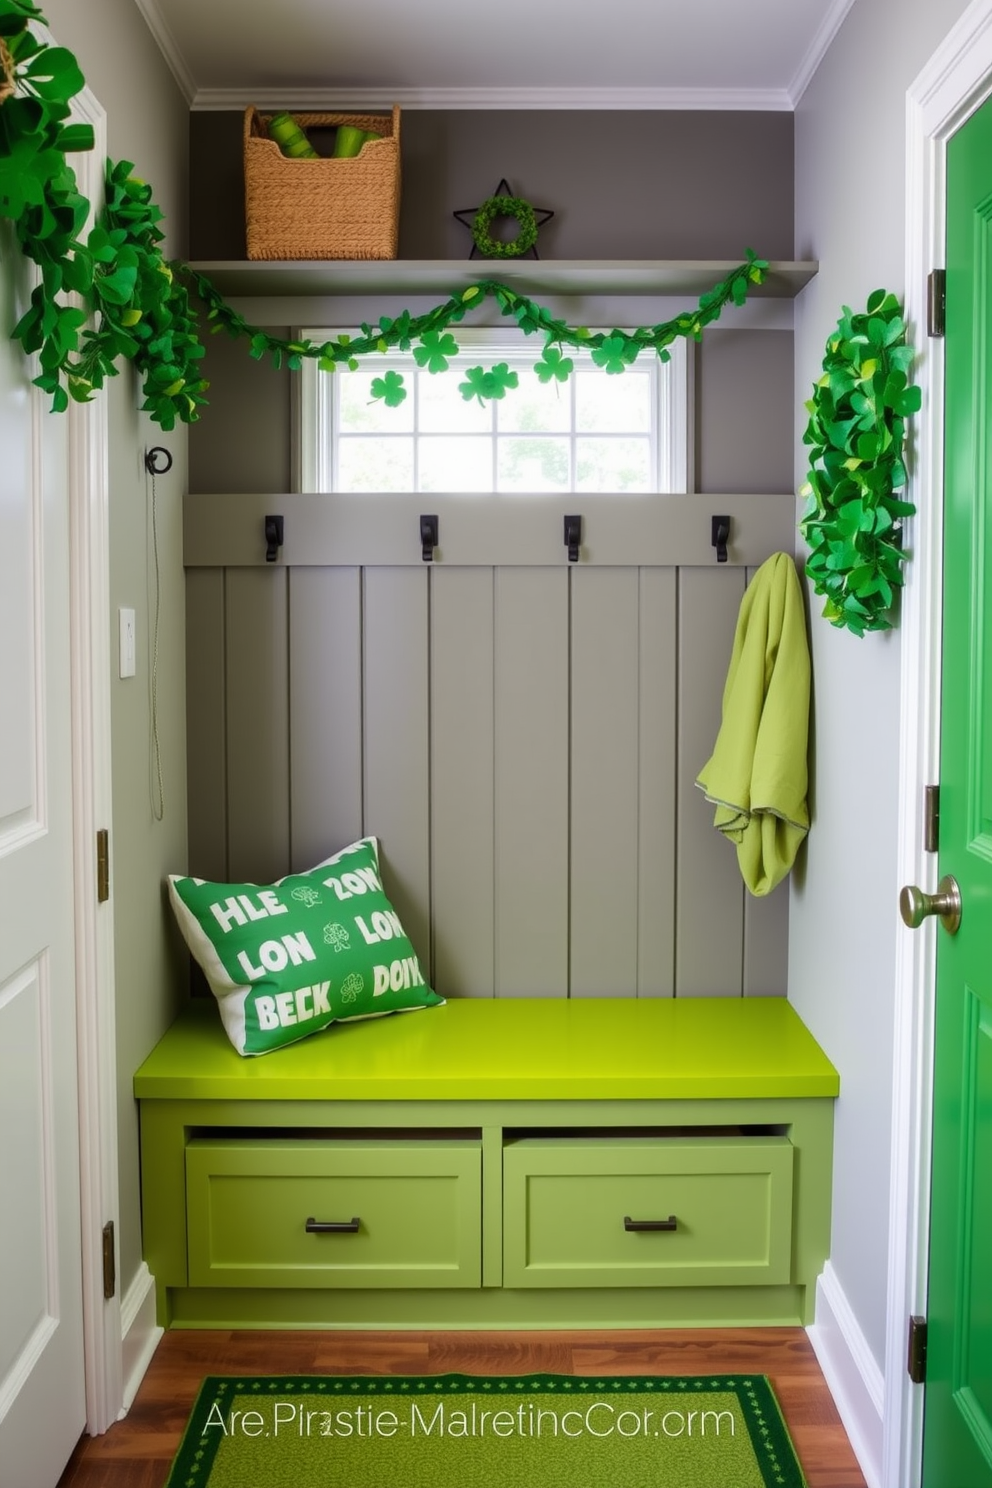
56;1326;867;1487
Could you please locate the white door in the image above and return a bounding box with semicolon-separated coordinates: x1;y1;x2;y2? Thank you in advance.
0;234;86;1485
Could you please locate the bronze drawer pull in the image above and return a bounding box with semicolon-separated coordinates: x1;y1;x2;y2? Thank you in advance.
305;1217;360;1234
624;1215;677;1232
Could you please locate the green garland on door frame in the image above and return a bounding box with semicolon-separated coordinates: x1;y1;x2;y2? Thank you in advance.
1;5;769;426
799;291;921;638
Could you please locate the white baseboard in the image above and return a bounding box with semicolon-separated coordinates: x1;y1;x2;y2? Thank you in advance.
119;1264;163;1415
807;1263;885;1488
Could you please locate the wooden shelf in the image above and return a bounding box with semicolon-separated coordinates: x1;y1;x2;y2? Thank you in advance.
186;258;817;299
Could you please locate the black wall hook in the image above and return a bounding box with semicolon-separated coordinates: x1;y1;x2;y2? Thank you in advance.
420;514;439;562
564;514;582;563
264;514;284;562
144;446;173;476
712;514;730;563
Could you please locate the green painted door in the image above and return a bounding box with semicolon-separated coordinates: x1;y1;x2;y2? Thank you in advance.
921;91;992;1488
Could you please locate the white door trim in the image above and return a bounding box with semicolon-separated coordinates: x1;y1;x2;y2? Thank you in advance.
62;82;123;1435
887;5;992;1485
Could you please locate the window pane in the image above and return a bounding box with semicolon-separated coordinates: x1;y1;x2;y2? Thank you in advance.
419;435;492;491
418;370;492;433
575;369;651;433
338;437;414;491
498;371;571;433
338;370;414;432
497;437;570;492
576;437;651;492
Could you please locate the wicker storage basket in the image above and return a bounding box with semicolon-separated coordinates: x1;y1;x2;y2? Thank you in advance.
244;105;400;260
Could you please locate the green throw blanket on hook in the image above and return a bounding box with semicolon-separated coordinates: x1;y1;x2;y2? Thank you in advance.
696;552;811;896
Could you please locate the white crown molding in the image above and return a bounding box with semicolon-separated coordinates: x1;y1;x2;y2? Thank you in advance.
788;0;858;106
192;84;795;112
131;0;197;103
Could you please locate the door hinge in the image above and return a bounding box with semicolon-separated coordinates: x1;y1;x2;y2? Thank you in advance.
928;270;946;338
96;828;109;903
102;1220;116;1300
908;1314;928;1384
924;785;940;854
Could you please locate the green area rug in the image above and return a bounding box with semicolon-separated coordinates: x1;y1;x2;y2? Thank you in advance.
165;1372;808;1487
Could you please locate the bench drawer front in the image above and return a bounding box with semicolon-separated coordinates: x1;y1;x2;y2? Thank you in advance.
187;1140;481;1288
502;1138;793;1288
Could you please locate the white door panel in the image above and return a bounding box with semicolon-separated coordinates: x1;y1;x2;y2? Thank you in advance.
0;248;85;1487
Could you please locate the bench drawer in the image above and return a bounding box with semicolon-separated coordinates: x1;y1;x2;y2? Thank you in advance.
502;1137;793;1288
186;1139;481;1288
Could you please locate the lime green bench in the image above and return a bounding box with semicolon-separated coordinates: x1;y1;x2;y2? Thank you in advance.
134;995;838;1329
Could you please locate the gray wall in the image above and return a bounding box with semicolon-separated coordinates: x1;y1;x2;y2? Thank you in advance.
189;109;795;262
43;0;191;1297
188;321;795;498
791;0;972;1372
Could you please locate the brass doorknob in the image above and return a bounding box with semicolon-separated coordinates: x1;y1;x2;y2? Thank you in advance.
899;875;962;935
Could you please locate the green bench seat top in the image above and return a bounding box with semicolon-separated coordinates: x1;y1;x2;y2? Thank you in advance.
134;996;839;1103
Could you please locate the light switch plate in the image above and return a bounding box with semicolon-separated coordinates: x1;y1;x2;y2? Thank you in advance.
119;607;136;678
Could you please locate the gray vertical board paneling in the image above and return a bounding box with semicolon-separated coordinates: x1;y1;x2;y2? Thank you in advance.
741;564;791;996
637;567;678;997
430;567;495;998
185;568;228;881
363;566;431;972
570;568;640;997
224;566;291;883
744;879;790;995
676;566;747;996
288;567;364;871
493;567;569;998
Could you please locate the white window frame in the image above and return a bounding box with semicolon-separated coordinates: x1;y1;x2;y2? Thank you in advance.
298;327;689;495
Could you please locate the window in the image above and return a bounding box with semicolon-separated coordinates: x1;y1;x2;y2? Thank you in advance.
299;329;688;494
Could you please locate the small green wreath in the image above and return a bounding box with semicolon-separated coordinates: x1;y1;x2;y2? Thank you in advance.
799;290;921;638
471;194;538;258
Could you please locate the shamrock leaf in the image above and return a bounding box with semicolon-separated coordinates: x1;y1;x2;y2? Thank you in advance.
378;310;413;350
413;330;459;373
0;136;64;218
370;370;407;407
488;361;518;396
513;300;543;335
590;334;633;374
534;346;574;384
458;362;519;406
458;365;490;404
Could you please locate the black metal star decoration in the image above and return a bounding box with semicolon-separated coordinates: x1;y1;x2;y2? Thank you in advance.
453;178;555;260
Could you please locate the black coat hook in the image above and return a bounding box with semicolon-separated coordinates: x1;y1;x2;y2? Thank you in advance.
712;514;730;563
420;514;439;562
144;446;173;475
564;514;582;563
264;514;284;562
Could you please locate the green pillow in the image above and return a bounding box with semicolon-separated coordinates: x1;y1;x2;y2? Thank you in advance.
168;837;442;1056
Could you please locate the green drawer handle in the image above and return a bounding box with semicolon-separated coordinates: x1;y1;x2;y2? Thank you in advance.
623;1215;677;1232
305;1217;360;1234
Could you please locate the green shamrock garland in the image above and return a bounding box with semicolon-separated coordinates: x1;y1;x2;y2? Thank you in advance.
186;252;769;412
16;157;209;428
799;290;920;637
1;0;95;409
2;4;770;427
1;0;205;427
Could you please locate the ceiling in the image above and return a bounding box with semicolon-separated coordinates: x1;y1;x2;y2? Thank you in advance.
133;0;856;111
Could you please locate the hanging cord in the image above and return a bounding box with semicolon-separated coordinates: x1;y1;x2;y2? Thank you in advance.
144;446;172;821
